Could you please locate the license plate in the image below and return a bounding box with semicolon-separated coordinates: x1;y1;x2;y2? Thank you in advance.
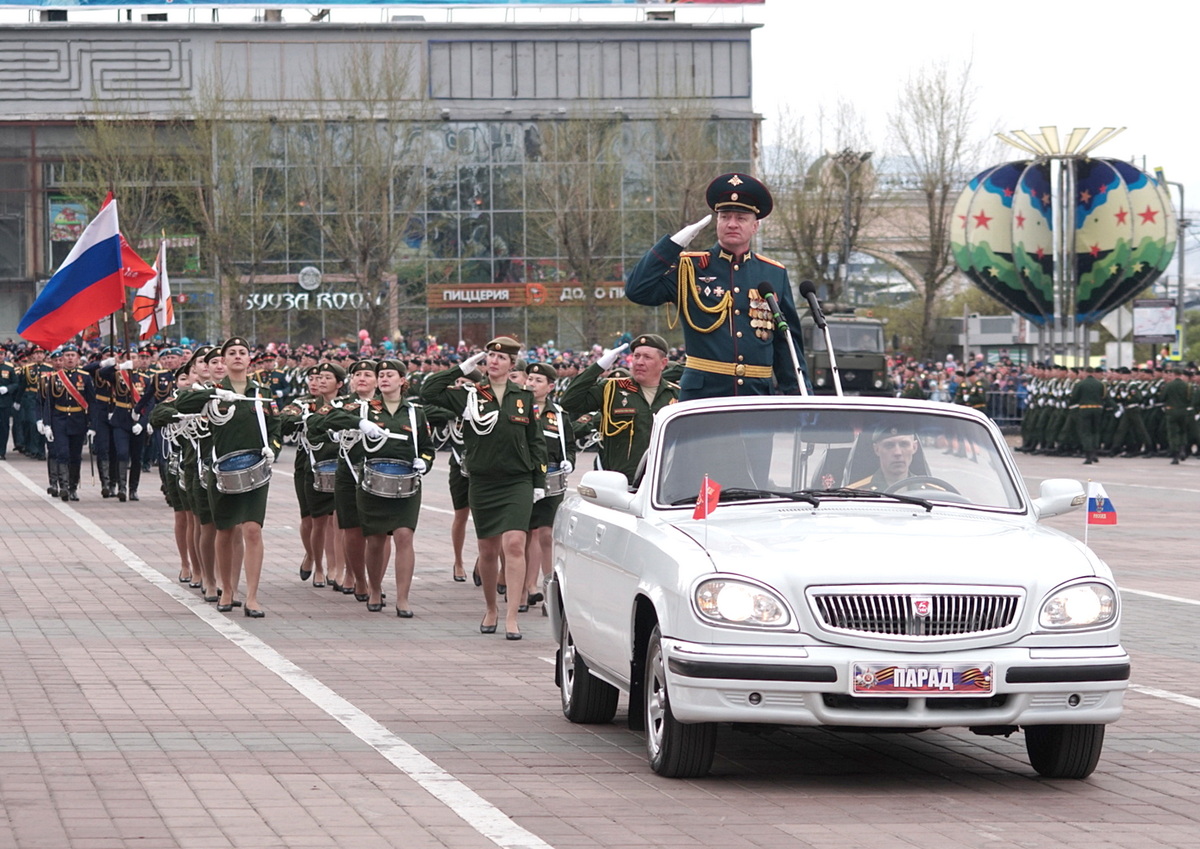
852;662;994;697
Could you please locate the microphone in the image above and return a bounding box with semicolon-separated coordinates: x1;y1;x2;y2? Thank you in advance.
798;280;827;330
757;282;787;330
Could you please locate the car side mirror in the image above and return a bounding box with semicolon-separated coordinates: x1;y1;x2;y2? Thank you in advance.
576;470;636;511
1031;478;1086;519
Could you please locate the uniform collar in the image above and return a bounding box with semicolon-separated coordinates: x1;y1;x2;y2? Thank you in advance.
717;248;753;263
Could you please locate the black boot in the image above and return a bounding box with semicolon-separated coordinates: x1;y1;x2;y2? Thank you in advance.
117;461;129;502
68;464;80;501
47;461;60;498
58;462;70;501
98;458;112;498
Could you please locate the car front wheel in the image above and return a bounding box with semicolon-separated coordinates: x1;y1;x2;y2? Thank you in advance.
1024;724;1105;779
644;625;716;778
559;617;619;724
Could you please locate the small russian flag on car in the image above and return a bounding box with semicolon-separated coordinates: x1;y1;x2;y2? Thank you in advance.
1086;481;1117;526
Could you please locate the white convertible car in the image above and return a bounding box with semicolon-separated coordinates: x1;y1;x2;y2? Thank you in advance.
548;396;1128;779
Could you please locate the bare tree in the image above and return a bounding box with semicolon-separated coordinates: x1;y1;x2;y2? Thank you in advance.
880;61;991;357
526;114;626;342
285;44;434;341
763;103;879;303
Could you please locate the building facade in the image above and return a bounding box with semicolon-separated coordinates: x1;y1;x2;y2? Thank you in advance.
0;20;760;348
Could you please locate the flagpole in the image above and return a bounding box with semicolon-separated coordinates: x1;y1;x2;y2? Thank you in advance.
1083;477;1091;546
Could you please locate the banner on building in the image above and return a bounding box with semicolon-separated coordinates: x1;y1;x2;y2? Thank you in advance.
427;282;631;309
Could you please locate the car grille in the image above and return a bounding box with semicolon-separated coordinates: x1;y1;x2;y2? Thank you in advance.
811;591;1021;638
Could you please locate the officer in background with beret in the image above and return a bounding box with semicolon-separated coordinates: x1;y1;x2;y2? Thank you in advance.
559;332;678;483
625;173;810;400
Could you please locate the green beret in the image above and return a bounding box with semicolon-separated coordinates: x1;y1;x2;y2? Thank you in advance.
873;424;914;443
348;359;377;375
375;358;407;376
202;347;223;364
631;333;668;354
314;362;346;382
221;336;251;354
485;336;521;356
527;362;558;381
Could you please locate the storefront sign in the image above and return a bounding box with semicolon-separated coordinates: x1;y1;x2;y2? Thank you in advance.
427;282;628;309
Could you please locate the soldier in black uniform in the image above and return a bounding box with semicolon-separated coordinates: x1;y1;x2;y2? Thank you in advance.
40;344;95;501
0;346;20;459
626;173;809;399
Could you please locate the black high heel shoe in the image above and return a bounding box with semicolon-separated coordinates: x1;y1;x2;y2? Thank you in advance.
396;608;414;618
244;607;265;618
453;567;467;583
480;616;497;634
472;568;482;587
367;600;383;612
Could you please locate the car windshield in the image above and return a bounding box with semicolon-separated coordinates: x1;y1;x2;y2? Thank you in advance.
654;407;1023;511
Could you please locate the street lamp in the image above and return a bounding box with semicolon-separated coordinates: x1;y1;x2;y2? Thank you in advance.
829;148;872;303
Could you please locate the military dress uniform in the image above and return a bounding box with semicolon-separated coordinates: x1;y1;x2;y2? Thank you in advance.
527;365;577;532
174;377;283;531
424;399;471;512
40;350;96;501
625;173;810;400
1068;372;1106;464
420;342;547;540
559;357;679;483
98;361;153;501
0;354;20;459
1162;373;1191;464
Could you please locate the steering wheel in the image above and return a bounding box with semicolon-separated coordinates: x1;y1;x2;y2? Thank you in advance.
885;475;961;495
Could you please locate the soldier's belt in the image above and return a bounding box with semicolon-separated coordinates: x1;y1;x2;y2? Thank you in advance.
685;356;773;379
54;404;83;413
1078;404;1102;409
114;401;133;409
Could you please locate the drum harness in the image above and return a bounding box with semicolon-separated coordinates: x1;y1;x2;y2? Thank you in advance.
207;387;270;472
360;400;420;468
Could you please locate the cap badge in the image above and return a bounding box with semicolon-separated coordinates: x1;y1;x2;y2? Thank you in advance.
731;192;739;202
727;175;744;186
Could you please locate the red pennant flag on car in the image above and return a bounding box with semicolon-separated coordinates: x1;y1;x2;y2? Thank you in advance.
693;474;721;520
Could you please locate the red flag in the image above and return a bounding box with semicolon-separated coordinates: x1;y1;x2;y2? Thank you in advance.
99;193;156;289
692;474;722;519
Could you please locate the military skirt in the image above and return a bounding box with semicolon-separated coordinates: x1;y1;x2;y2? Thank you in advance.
355;464;421;537
165;464;187;513
208;468;270;530
528;492;563;530
292;457;312;518
305;463;336;518
185;459;214;525
469;474;533;539
447;453;470;511
334;462;361;530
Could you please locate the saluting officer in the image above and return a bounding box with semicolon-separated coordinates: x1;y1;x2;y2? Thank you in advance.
559;333;678;483
625;173;810;399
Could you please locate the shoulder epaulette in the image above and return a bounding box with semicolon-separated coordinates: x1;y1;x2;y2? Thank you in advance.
755;253;786;269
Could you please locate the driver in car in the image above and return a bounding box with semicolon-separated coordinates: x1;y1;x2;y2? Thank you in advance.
849;425;945;493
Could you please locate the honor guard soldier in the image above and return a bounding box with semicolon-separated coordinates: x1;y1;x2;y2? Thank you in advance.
559;333;679;483
40;344;95;501
98;350;154;501
0;346;20;459
625;173;810;400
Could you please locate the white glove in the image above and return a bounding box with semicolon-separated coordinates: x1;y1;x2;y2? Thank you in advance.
11;403;18;411
261;447;276;465
670;214;712;248
413;458;428;475
560;459;574;474
596;342;629;371
0;386;7;395
533;487;546;503
359;419;387;439
118;361;134;371
275;389;285;397
107;411;114;422
86;428;96;440
132;423;143;436
213;388;238;402
146;423;154;435
100;357;116;368
44;427;54;443
36;420;45;436
459;350;486;375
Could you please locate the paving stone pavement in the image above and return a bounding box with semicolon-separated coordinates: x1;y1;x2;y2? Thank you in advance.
0;447;1198;849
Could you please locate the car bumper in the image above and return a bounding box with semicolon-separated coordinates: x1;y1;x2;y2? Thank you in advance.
662;638;1129;727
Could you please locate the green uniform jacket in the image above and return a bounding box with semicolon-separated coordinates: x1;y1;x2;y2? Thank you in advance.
174;378;283;463
310;394;435;470
559;361;678;481
420;367;547;488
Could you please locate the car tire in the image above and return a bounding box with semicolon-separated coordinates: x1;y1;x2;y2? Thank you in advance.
1024;724;1105;779
559;617;619;724
644;625;716;778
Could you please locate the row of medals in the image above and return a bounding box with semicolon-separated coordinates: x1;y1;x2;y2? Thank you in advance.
748;290;774;341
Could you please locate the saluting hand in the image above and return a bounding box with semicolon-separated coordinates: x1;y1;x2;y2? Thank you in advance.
670;213;712;248
596;342;629;371
459;350;487;375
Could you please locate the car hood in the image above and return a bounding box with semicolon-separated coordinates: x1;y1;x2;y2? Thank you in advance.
671;506;1104;587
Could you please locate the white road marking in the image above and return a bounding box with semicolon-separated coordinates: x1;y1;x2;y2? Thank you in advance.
1121;587;1200;607
2;463;554;849
1130;685;1200;710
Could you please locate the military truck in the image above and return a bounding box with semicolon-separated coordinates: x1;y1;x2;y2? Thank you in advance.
800;312;892;396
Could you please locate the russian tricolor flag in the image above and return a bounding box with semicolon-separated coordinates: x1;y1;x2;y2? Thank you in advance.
18;199;125;350
1087;481;1117;526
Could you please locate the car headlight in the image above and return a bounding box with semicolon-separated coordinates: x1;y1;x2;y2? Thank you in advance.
1038;582;1117;629
695;579;791;628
